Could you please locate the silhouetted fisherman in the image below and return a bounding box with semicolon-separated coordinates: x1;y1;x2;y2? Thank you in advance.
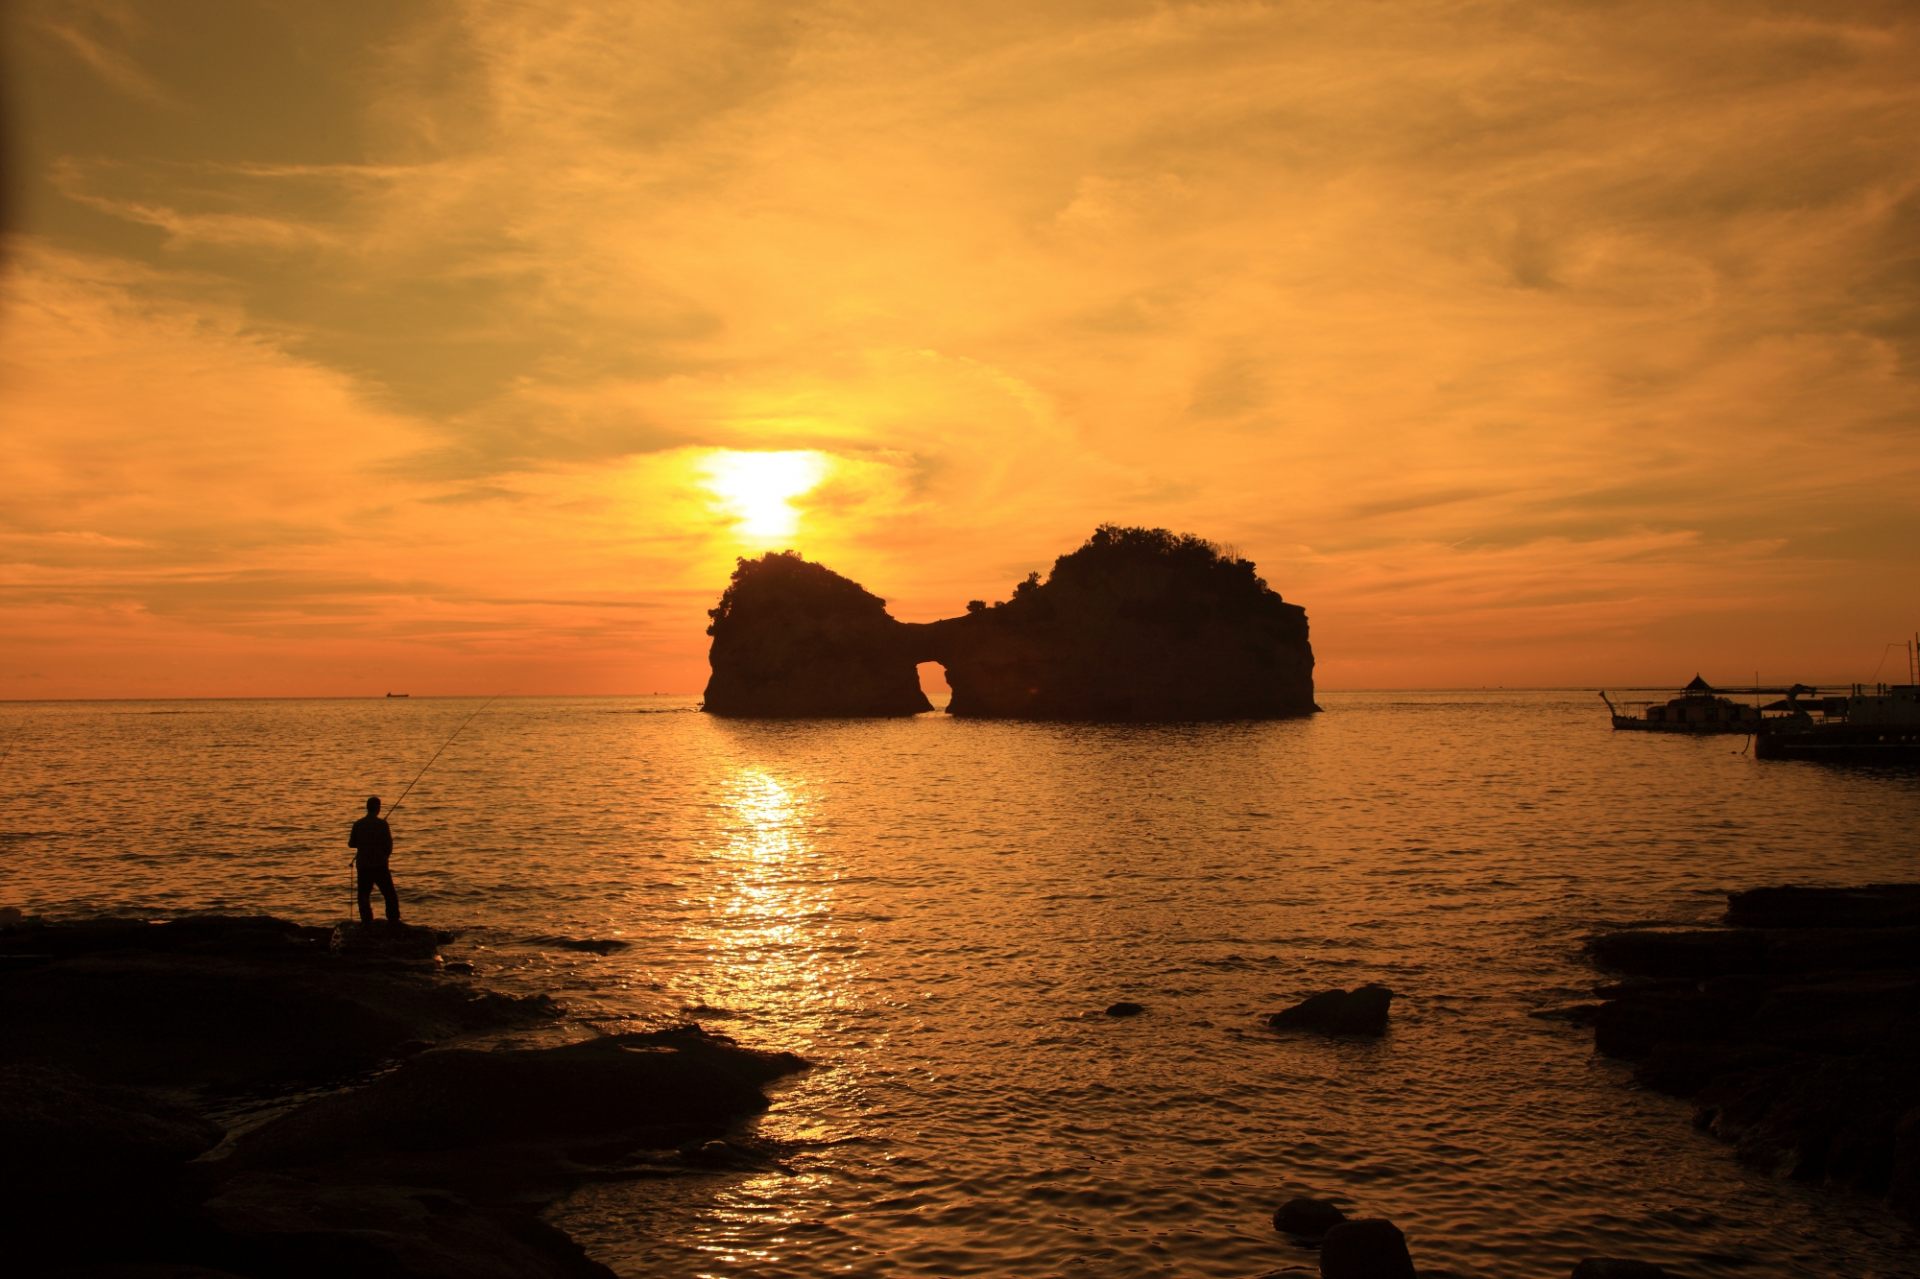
348;796;401;924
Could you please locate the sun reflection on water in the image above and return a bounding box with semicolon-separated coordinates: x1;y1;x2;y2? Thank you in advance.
698;768;848;1046
681;766;878;1274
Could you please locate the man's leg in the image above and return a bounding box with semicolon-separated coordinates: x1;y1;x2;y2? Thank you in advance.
373;866;401;922
356;862;375;923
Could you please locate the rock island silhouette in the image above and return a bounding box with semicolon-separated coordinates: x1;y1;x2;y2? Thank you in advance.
702;524;1318;719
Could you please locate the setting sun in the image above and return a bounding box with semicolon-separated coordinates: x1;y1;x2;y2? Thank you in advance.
701;450;830;540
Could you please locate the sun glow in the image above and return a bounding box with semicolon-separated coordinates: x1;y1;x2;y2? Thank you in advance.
701;450;830;539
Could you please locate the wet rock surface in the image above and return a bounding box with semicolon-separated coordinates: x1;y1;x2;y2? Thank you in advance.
0;914;805;1277
1585;882;1920;1218
1266;983;1394;1036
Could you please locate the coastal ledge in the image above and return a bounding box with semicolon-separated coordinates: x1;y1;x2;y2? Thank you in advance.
0;914;806;1277
1582;883;1920;1219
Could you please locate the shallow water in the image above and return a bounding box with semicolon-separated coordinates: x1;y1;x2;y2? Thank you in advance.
3;691;1917;1277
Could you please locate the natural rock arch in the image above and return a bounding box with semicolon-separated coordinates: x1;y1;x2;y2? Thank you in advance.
703;526;1318;721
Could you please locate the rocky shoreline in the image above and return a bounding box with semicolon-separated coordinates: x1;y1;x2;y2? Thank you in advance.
0;914;806;1277
9;889;1912;1276
1581;883;1920;1220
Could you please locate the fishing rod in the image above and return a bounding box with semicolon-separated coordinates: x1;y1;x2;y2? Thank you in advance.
384;694;500;821
344;695;499;920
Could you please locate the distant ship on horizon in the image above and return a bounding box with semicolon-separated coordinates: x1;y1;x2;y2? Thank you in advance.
385;692;410;698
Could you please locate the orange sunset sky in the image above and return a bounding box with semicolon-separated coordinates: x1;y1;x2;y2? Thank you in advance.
4;2;1918;699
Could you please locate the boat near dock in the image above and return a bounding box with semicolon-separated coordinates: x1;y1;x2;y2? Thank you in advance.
1754;682;1920;764
1599;675;1762;734
1604;640;1920;763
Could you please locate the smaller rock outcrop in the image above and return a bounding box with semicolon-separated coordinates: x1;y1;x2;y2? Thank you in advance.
1272;1195;1348;1239
1267;984;1394;1036
702;551;929;717
1105;1001;1146;1017
1318;1218;1416;1279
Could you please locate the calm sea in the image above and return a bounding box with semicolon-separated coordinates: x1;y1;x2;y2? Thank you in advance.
2;691;1916;1277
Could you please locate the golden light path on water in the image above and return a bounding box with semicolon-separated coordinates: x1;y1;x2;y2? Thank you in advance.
700;767;850;1274
708;768;838;1021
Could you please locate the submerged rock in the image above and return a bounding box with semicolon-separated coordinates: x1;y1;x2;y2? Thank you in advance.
1105;1001;1146;1017
703;526;1318;721
1271;1195;1347;1239
1318;1218;1416;1279
1267;984;1394;1036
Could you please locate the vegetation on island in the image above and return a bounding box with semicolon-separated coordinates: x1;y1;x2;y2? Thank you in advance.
706;550;891;637
983;524;1286;622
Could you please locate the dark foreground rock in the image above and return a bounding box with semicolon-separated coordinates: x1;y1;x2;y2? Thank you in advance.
1319;1218;1416;1279
1724;882;1920;929
229;1028;806;1181
1585;882;1920;1219
199;1174;611;1279
0;914;805;1278
704;525;1318;721
0;914;551;1089
1267;983;1394;1036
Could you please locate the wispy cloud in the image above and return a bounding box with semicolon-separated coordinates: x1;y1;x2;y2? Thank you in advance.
31;1;179;107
